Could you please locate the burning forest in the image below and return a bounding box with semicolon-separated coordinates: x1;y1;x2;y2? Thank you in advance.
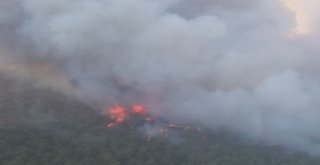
1;0;320;164
103;104;207;141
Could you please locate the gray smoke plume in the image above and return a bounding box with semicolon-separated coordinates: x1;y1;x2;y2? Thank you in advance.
1;0;320;154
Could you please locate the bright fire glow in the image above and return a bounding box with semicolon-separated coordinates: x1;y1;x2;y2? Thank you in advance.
105;104;148;128
106;105;127;128
104;104;206;140
133;105;145;114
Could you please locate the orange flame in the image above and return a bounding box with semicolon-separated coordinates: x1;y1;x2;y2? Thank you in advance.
132;104;145;114
110;106;126;122
105;104;148;128
106;105;127;128
104;103;206;140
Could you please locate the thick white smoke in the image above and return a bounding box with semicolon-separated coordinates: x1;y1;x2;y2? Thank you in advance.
1;0;320;154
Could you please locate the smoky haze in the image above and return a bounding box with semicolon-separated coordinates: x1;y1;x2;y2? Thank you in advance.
1;0;320;155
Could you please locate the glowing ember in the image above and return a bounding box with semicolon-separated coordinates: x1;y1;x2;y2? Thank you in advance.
104;103;206;140
132;104;145;114
105;104;148;128
110;106;126;122
106;105;127;128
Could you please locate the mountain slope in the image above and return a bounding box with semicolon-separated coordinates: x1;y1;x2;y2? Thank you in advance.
0;72;319;165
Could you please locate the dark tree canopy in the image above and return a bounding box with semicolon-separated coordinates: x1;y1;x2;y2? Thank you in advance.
0;73;320;165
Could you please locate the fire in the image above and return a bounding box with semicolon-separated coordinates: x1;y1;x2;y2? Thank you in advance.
109;106;126;122
132;105;145;114
105;104;148;128
104;103;206;140
106;105;127;128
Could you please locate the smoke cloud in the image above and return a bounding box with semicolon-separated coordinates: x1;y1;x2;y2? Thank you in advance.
1;0;320;154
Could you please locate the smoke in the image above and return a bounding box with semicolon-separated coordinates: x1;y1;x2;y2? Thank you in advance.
1;0;320;154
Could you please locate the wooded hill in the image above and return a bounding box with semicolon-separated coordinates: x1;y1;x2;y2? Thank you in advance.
0;72;319;165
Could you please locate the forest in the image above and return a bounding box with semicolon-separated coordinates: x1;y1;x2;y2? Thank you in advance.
0;72;320;165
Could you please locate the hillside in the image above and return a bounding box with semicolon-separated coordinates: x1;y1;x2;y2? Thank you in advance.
0;72;320;165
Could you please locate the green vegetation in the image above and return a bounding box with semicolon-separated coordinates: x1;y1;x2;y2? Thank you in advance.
0;73;320;165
